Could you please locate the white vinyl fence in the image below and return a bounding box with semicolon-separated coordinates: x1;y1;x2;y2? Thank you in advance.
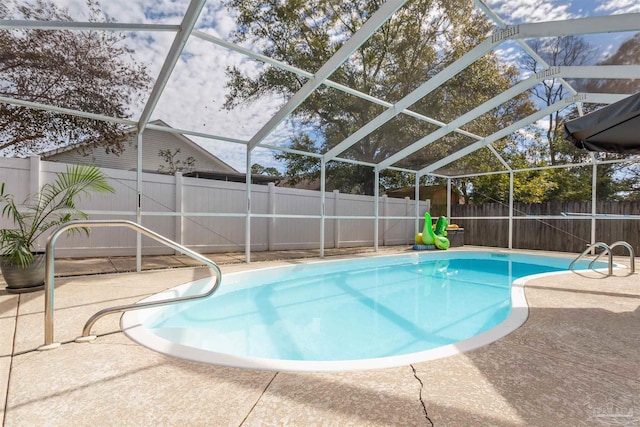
0;157;429;258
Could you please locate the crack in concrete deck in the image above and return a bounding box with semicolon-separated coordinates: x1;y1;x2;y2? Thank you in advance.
411;364;434;427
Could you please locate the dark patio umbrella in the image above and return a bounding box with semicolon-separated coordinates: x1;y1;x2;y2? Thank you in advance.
564;92;640;153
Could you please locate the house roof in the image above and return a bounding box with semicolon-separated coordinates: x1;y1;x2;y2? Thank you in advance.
183;170;279;185
40;119;238;173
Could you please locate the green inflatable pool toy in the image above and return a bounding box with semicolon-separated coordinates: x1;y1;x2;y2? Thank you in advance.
419;212;450;250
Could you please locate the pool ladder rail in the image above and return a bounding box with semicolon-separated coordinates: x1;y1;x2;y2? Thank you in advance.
569;241;635;276
38;220;223;351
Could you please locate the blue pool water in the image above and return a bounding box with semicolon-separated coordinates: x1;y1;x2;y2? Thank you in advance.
127;251;601;369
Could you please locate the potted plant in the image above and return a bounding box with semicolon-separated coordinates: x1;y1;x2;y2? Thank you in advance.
0;164;114;293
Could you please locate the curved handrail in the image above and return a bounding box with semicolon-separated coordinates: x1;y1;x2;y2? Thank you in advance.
609;241;635;273
588;250;609;270
569;242;613;276
41;220;222;349
569;240;636;276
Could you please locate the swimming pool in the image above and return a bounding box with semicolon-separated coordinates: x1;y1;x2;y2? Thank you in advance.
122;250;603;371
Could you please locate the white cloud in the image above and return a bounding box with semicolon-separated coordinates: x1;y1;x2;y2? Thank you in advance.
33;0;298;172
148;36;290;169
16;0;637;172
482;0;639;23
595;0;640;14
482;0;575;23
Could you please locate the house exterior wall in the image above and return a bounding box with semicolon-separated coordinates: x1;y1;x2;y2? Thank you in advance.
43;128;236;173
431;188;463;205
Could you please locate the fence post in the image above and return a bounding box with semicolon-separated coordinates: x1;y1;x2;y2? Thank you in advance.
333;190;340;248
415;173;420;235
382;194;388;246
320;158;326;257
447;178;451;219
245;151;251;263
405;196;411;244
29;155;41;195
174;172;183;252
591;153;597;250
268;182;276;251
509;171;514;249
374;168;379;252
136;131;143;272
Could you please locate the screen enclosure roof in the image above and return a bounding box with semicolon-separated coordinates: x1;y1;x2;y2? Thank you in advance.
0;0;639;179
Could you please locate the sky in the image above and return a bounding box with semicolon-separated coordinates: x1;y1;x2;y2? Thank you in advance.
4;0;640;172
487;0;639;68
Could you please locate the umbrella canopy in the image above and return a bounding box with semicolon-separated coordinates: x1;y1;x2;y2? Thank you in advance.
564;92;640;153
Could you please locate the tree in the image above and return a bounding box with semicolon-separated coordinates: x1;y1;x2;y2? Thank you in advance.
501;35;640;203
223;0;533;195
251;163;280;176
158;149;196;174
580;33;640;95
523;36;597;166
0;0;151;156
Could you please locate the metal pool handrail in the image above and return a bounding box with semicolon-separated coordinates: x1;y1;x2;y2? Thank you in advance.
569;240;635;276
609;241;635;273
569;242;613;275
40;220;222;350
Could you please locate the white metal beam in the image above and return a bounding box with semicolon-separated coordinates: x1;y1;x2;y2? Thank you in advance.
376;65;638;169
246;0;408;151
476;1;639;115
325;13;639;162
0;20;179;32
141;121;422;172
475;0;576;95
193;30;485;144
474;0;580;105
192;30;312;78
489;4;577;120
553;65;640;80
323;36;503;161
419;92;610;175
377;74;539;169
447;156;640;179
516;13;640;39
0;95;136;126
145;123;248;145
570;93;634;104
488;145;512;171
421;102;569;175
135;131;143;272
137;0;207;131
476;3;640;42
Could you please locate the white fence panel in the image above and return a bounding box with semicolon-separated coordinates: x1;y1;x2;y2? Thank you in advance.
0;157;429;257
0;157;31;198
380;196;415;245
271;186;322;250
58;164;138;256
182;178;247;252
250;184;269;251
140;173;178;253
334;193;377;247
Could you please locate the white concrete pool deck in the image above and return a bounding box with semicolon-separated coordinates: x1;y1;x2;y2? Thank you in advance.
1;246;639;426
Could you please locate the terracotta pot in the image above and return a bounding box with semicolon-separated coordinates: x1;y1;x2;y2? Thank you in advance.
0;252;46;293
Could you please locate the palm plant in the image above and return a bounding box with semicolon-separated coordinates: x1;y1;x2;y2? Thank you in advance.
0;165;115;267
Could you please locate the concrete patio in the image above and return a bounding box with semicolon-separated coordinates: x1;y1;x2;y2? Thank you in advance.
1;247;639;426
